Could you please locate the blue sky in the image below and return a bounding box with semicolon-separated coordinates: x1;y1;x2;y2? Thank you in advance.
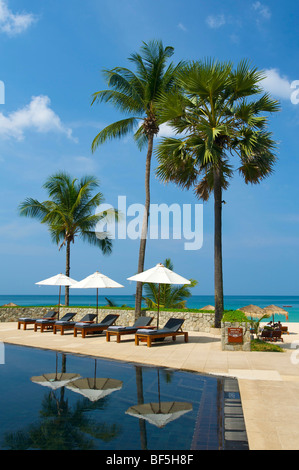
0;0;298;298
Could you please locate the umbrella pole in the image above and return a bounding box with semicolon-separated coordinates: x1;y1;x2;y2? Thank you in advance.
58;285;61;320
157;369;161;413
157;283;161;329
93;359;97;389
96;288;98;322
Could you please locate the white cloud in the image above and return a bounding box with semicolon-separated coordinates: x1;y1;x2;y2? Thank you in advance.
157;122;178;138
0;0;36;36
252;2;271;20
206;14;226;29
0;95;76;141
262;68;292;100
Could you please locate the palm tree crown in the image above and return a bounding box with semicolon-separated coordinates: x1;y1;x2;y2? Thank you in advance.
91;40;182;151
155;59;280;327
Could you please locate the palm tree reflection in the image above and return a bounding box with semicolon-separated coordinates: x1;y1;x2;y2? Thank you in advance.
3;353;121;450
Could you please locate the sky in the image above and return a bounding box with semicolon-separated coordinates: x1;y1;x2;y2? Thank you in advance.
0;0;298;298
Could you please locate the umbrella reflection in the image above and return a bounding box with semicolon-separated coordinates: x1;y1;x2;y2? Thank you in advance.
66;359;123;402
126;401;193;428
31;372;81;390
30;352;80;390
126;368;192;428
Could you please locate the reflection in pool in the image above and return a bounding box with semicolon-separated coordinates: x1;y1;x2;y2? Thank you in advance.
0;344;248;450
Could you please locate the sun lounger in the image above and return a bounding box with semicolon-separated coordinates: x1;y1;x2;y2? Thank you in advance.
280;326;289;335
272;330;284;342
18;310;58;330
74;314;119;338
34;312;77;332
260;329;273;341
260;328;284;343
106;316;154;343
53;313;97;335
134;318;188;347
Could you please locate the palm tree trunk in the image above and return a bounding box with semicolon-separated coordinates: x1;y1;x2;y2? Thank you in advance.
135;133;154;319
213;165;224;328
65;239;71;307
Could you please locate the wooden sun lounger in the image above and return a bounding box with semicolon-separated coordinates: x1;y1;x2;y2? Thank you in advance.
135;330;188;347
53;314;97;335
134;318;188;347
74;314;119;338
18;311;58;330
106;316;154;343
34;312;77;332
260;329;284;343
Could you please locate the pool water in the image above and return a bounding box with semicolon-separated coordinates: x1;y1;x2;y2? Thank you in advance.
0;345;248;450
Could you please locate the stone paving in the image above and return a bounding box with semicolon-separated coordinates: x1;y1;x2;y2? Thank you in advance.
1;321;299;450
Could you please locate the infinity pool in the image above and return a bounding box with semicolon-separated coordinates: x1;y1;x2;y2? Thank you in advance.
0;344;248;450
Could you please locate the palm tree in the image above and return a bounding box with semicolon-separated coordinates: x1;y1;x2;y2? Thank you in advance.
143;258;197;309
91;40;183;319
19;172;118;305
155;59;280;327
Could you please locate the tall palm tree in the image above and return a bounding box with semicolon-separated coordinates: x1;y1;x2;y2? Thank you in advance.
143;258;197;309
155;59;280;327
91;40;183;319
19;172;117;305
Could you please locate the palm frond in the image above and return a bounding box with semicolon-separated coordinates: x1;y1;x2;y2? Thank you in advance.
91;117;139;152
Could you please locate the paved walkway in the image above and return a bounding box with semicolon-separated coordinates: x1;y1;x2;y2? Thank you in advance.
1;322;299;450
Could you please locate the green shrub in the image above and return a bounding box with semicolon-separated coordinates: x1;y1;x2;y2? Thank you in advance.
222;310;249;323
251;339;284;352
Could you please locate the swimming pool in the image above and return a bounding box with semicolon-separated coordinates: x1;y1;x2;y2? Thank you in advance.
0;344;248;450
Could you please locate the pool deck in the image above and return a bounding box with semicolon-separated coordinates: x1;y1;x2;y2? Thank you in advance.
1;321;299;450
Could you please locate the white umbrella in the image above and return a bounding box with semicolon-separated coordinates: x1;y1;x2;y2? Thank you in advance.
66;359;123;402
126;401;193;428
67;377;123;402
31;373;81;390
36;273;78;318
30;352;80;390
71;271;124;320
125;369;192;428
127;263;191;328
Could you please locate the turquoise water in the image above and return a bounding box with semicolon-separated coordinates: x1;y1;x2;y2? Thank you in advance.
1;294;298;322
0;344;248;450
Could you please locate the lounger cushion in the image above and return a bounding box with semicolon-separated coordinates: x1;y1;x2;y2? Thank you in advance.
107;316;153;332
75;314;118;328
35;319;56;323
135;318;185;335
136;328;168;335
108;326;137;332
19;311;57;322
19;318;37;321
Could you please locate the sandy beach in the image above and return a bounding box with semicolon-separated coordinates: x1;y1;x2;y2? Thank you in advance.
1;321;299;450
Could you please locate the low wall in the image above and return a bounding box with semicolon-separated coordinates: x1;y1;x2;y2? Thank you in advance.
0;306;215;332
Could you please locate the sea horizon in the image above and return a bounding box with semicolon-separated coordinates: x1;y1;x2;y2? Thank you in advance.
1;294;298;322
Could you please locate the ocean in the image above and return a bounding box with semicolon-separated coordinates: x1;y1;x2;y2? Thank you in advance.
1;294;298;322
